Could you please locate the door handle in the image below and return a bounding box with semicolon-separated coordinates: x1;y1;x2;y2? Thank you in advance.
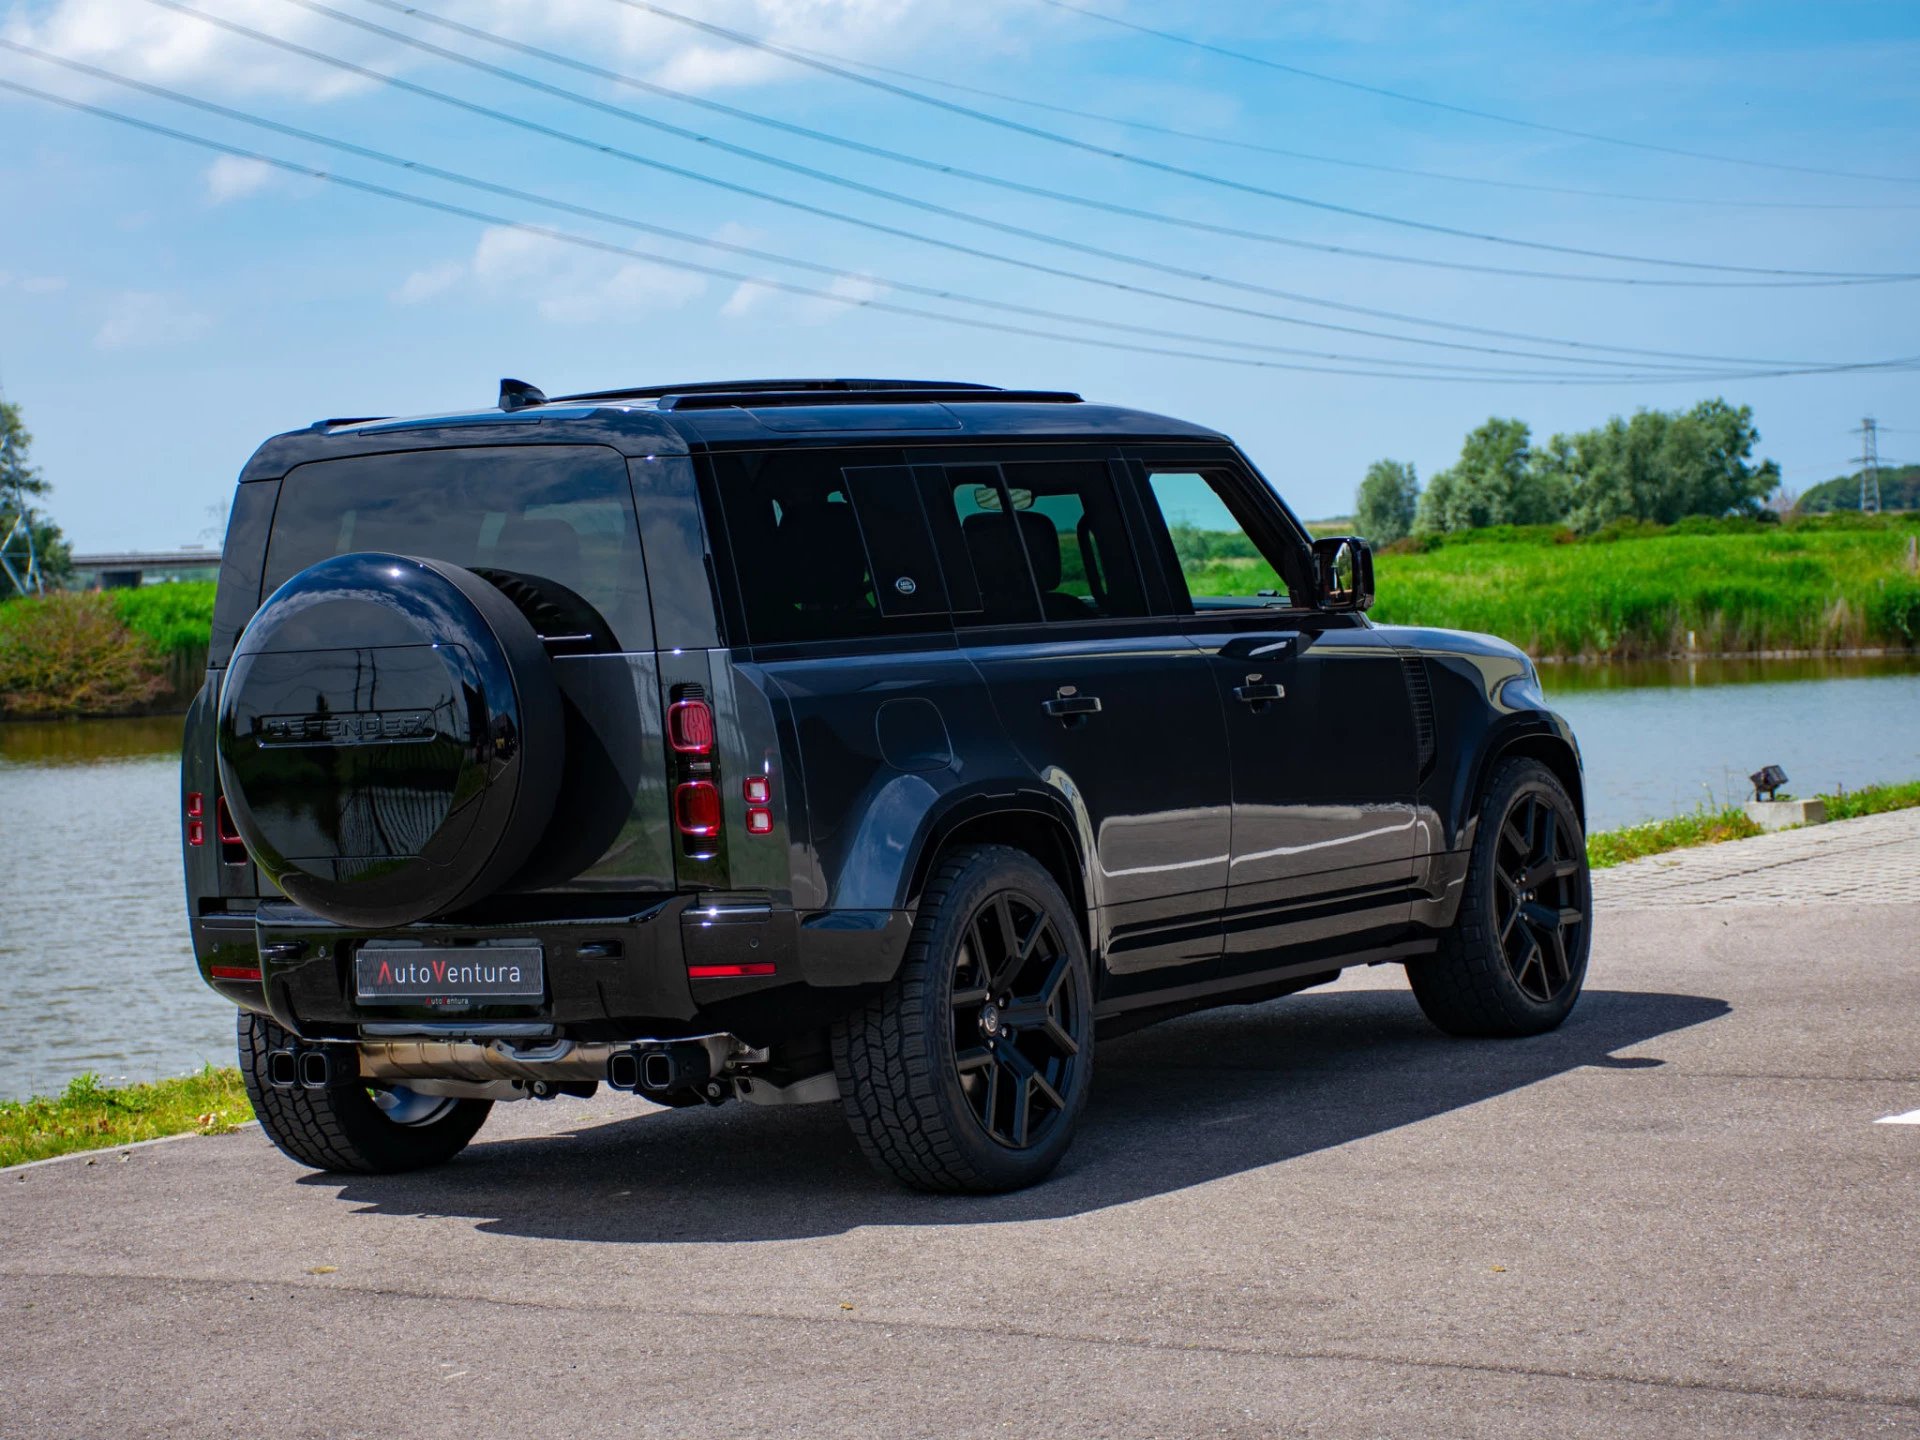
1232;682;1286;705
1041;695;1103;720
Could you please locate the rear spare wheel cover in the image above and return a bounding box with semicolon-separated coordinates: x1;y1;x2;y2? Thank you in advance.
216;552;563;928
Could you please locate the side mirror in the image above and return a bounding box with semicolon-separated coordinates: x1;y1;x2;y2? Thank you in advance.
1312;536;1374;612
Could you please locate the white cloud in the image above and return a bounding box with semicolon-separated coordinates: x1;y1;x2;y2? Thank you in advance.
721;279;772;318
0;272;67;295
392;259;466;305
722;269;890;325
94;290;212;350
393;226;706;323
203;154;273;203
2;0;1031;104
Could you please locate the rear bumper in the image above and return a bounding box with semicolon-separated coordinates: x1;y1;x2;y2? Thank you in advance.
189;896;912;1046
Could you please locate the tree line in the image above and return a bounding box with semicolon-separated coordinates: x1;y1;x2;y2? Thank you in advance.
1354;398;1782;544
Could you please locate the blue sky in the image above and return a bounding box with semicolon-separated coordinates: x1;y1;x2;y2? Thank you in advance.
2;0;1916;550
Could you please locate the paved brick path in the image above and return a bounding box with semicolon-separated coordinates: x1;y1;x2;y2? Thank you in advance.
1594;805;1920;908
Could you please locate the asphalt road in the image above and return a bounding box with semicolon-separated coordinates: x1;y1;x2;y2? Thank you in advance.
5;830;1918;1438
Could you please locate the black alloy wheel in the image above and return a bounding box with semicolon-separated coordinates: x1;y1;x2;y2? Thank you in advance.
1492;790;1587;1004
1407;757;1592;1038
833;844;1094;1193
949;890;1084;1152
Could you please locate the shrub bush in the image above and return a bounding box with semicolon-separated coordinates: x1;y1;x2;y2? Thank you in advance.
0;592;168;717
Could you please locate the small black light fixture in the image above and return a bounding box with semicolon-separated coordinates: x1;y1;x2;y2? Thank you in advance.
1750;764;1788;802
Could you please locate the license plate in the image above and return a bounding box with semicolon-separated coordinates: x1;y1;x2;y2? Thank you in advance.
354;944;545;1006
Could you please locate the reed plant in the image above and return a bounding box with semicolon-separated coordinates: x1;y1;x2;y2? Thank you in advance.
1368;516;1920;659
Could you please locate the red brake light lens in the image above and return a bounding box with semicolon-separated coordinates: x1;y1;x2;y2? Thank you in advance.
743;776;770;803
675;780;721;837
668;699;715;755
745;806;773;835
186;820;205;847
209;964;262;983
215;795;243;846
185;791;204;818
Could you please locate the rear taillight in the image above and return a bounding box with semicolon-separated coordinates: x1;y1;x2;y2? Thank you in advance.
215;796;247;865
675;780;721;838
209;964;262;983
668;698;715;754
185;791;204;846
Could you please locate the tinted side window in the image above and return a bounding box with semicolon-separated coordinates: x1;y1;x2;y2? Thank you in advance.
264;445;650;649
1139;466;1310;611
709;451;949;645
936;460;1148;626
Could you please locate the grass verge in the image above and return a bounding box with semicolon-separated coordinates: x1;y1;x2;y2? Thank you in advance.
1586;779;1920;869
0;1067;252;1169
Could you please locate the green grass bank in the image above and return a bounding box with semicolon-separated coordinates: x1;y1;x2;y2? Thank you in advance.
5;779;1916;1167
1185;513;1920;660
0;581;213;718
0;1067;251;1168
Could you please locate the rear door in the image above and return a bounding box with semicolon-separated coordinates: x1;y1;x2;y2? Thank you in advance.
1125;453;1421;977
925;452;1231;1001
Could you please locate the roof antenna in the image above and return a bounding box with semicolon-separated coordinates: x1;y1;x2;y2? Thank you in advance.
498;377;547;412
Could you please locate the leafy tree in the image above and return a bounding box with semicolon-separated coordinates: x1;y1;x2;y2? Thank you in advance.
1414;417;1565;533
1354;459;1418;543
0;400;71;593
1557;400;1779;531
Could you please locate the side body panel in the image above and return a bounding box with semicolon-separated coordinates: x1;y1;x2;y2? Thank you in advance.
959;631;1230;998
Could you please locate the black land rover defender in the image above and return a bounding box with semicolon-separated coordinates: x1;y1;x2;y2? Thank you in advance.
183;377;1590;1193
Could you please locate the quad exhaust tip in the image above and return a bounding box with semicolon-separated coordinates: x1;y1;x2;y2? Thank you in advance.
268;1048;339;1090
605;1041;715;1096
297;1049;334;1089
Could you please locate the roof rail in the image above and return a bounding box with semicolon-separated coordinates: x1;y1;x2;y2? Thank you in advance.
555;378;1012;403
657;387;1084;412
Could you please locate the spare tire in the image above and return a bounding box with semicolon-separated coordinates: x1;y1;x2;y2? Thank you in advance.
216;552;563;929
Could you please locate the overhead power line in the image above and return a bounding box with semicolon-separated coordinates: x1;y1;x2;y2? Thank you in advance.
1035;0;1920;189
600;0;1920;280
0;44;1672;381
131;6;1746;372
138;2;1874;373
781;42;1920;214
1;46;1788;384
8;75;1916;388
281;0;1887;292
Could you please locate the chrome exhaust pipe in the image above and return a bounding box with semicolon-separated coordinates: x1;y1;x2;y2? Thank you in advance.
605;1049;642;1092
297;1049;334;1089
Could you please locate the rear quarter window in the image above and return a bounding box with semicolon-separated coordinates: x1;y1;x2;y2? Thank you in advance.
707;450;951;646
263;445;650;650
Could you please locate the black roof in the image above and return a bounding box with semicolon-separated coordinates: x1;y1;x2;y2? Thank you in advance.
238;379;1228;482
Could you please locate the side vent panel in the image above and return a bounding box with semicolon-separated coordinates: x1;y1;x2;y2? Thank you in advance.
1402;656;1437;781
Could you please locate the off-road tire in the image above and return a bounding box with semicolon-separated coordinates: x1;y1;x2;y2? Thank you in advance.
1408;757;1592;1038
832;845;1093;1194
237;1010;492;1173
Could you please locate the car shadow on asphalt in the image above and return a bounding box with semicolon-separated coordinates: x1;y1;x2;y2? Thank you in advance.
317;985;1728;1240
